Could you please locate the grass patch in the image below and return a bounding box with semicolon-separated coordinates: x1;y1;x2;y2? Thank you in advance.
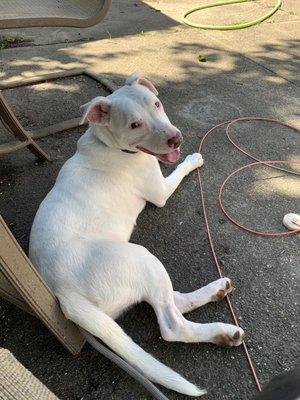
136;30;145;37
0;34;32;49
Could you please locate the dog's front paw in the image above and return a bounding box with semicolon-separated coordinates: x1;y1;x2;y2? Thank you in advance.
184;153;204;173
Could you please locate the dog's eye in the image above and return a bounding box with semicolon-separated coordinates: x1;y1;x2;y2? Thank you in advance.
155;101;160;108
130;122;141;129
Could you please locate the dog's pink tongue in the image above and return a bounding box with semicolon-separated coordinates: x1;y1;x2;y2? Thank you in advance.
157;148;181;164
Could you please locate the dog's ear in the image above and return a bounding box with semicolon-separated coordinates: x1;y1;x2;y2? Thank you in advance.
81;96;111;125
125;71;141;85
126;71;158;96
138;77;158;96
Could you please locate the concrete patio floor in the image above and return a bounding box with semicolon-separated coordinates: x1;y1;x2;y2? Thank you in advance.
0;1;299;399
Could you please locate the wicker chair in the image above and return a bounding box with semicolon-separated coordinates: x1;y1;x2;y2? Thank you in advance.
0;0;112;160
0;0;111;29
0;348;59;399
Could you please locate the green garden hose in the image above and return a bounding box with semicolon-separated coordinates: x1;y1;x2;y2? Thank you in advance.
182;0;282;30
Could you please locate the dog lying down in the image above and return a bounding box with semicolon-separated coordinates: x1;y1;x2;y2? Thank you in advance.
29;72;245;397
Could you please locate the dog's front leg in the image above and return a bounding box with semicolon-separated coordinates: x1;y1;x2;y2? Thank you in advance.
151;153;204;207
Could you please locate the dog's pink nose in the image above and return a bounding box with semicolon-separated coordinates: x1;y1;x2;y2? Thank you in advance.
165;127;182;148
167;134;181;149
167;136;181;149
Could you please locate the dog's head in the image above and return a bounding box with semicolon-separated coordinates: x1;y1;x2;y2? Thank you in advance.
81;72;182;163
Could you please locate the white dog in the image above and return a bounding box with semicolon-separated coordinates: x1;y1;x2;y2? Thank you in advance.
30;72;244;397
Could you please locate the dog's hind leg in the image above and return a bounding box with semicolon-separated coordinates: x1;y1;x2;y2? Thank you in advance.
57;289;204;396
141;257;244;347
150;291;244;347
173;277;233;314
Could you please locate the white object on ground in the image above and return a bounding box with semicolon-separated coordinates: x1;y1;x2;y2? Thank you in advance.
283;213;300;231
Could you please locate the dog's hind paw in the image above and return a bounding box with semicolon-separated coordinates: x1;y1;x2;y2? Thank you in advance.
214;326;245;347
211;278;233;302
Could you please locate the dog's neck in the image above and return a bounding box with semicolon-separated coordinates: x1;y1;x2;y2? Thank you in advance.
93;125;138;153
77;128;138;158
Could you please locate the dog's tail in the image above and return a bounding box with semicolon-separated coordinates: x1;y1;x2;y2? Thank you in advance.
62;296;206;397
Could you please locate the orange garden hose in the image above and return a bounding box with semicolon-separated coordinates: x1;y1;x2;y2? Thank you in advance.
197;117;300;392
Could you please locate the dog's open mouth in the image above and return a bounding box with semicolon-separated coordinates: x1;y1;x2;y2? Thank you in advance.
137;147;181;164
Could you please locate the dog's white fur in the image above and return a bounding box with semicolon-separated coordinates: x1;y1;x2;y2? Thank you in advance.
30;73;244;397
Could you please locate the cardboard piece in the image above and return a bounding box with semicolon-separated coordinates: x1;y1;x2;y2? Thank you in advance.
0;215;85;355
